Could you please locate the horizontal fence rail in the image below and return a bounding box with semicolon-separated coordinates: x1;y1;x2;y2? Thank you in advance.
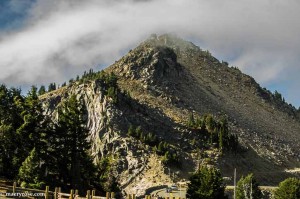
0;182;116;199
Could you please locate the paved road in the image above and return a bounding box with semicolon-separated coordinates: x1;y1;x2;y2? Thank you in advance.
226;186;277;190
152;188;187;198
151;185;277;198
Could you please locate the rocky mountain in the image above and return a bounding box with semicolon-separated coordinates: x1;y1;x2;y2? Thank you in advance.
40;34;300;196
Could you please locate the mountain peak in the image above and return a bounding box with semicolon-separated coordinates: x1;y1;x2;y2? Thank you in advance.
145;33;198;50
108;35;300;169
111;35;183;86
40;34;300;196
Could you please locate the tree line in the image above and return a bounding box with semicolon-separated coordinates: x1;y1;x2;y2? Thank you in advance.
127;125;180;166
37;69;118;97
187;113;239;153
187;165;300;199
0;84;119;195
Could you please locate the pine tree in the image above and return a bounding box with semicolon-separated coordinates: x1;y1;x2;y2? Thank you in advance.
18;148;45;189
17;86;46;154
218;129;223;151
55;95;96;191
15;86;51;187
205;114;215;132
107;87;118;103
0;124;16;177
135;126;142;138
187;113;195;127
187;165;226;199
48;83;56;92
38;85;46;95
236;173;262;199
127;125;134;136
205;114;216;144
0;85;24;178
157;141;164;155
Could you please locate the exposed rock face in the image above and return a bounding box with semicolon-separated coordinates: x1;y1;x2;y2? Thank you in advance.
41;82;154;191
41;34;300;195
41;79;181;196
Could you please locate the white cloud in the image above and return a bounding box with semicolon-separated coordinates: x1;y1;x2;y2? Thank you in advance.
0;0;299;105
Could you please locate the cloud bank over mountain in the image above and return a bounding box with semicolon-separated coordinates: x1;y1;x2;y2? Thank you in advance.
0;0;299;106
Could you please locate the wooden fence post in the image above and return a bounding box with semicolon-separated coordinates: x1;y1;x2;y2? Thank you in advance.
54;187;58;199
70;189;74;199
92;189;95;198
86;190;90;199
58;187;61;199
54;187;57;199
106;192;109;199
13;182;16;193
111;192;115;199
75;189;78;198
132;194;136;199
45;186;49;199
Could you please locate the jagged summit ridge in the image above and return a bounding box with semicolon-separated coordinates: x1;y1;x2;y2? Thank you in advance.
113;36;183;82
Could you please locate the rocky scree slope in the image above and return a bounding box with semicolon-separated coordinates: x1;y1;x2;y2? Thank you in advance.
107;34;300;182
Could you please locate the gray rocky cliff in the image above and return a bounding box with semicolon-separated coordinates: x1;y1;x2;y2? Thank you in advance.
40;81;152;192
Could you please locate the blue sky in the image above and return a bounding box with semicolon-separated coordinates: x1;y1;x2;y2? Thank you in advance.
0;0;34;30
0;0;299;108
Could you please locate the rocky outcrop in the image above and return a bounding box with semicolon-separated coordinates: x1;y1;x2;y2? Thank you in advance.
41;81;153;192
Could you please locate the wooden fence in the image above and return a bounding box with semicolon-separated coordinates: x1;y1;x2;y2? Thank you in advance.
0;182;187;199
0;182;115;199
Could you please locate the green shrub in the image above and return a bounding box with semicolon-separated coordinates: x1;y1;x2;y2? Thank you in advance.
274;177;300;199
